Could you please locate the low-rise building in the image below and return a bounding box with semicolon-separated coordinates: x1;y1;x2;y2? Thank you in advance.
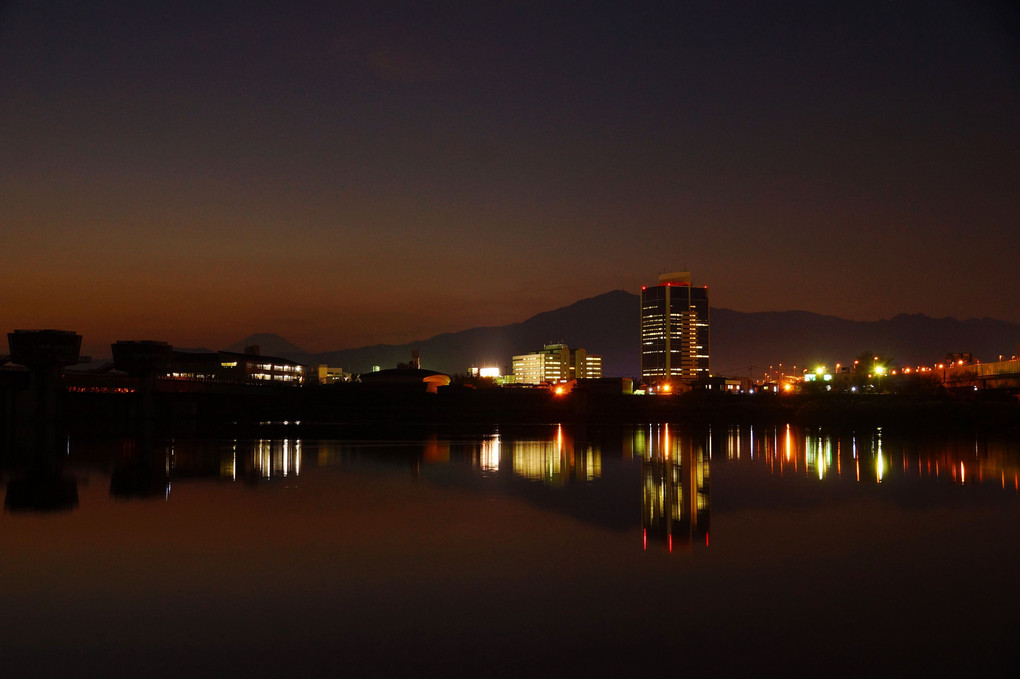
317;364;349;384
512;344;603;385
168;349;307;385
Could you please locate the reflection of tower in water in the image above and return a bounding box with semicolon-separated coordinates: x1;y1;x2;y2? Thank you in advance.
640;424;710;552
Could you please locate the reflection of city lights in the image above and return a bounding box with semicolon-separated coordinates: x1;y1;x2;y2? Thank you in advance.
505;427;600;485
585;445;600;481
259;439;270;478
247;439;302;478
512;440;561;482
639;424;711;553
876;429;884;482
727;426;740;460
480;434;501;472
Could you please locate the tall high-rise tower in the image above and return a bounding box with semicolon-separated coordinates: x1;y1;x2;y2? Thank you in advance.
640;272;710;383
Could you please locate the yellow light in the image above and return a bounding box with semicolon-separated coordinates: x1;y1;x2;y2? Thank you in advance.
815;366;824;375
554;386;565;395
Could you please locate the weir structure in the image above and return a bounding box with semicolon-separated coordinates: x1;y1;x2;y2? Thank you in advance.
4;329;83;511
941;358;1020;393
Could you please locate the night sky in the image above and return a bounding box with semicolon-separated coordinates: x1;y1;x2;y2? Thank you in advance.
2;1;1017;358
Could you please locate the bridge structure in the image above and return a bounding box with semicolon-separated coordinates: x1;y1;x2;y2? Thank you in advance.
942;359;1020;392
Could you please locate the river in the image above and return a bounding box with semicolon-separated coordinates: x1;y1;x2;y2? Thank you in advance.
2;423;1018;676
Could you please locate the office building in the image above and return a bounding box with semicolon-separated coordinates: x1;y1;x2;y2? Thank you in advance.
512;344;603;385
640;271;709;383
573;348;603;380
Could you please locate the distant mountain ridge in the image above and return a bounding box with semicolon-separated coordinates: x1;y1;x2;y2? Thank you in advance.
710;308;1020;377
229;291;1020;379
225;333;307;357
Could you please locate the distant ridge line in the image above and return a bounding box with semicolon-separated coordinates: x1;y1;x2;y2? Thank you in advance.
227;292;1019;379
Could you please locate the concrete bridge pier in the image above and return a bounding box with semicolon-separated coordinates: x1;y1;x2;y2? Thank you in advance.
3;330;82;511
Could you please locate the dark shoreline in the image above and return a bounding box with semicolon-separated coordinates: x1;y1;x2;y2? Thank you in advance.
29;384;1020;441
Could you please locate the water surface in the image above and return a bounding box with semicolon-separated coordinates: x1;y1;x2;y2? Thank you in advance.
2;424;1018;676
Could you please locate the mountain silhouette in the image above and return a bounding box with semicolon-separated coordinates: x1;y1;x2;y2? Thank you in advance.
296;290;636;376
225;333;309;357
711;309;1020;378
237;291;1020;379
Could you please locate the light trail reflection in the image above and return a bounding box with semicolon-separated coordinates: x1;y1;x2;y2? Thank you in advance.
636;424;710;552
713;424;1020;490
